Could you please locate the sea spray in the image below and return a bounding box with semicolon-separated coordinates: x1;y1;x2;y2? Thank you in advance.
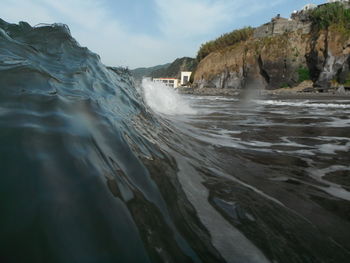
141;79;196;115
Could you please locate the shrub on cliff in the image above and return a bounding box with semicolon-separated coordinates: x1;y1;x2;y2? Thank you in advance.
197;27;254;62
298;67;311;83
310;2;350;33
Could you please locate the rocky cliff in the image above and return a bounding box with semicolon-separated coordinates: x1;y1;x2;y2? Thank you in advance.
192;3;350;92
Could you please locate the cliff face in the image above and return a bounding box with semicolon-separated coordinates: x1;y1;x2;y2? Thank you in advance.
309;30;350;88
194;31;309;90
193;10;350;91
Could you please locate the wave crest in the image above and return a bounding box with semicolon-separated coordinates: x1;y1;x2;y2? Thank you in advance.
142;79;197;115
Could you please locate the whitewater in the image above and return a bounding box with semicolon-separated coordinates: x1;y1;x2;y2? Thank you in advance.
1;19;350;263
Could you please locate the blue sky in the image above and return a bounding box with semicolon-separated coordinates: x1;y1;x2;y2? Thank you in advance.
1;0;326;68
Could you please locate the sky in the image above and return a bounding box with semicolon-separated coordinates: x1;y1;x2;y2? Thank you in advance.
1;0;326;69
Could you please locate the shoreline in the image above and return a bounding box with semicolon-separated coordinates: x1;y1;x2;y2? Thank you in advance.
266;92;350;100
178;87;350;100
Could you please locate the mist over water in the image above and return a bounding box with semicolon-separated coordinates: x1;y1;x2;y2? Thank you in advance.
1;19;350;263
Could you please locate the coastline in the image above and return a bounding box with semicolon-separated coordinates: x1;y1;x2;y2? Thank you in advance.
178;87;350;99
265;92;350;100
178;87;240;96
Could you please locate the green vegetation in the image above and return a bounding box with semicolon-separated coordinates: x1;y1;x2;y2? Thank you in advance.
197;27;254;61
280;83;290;89
298;67;311;82
341;72;350;86
309;2;350;34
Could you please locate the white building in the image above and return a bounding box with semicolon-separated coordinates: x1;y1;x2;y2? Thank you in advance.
151;71;192;88
302;3;317;11
180;72;192;85
152;78;179;88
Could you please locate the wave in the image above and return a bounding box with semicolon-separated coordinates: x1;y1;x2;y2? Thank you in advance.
0;19;218;263
1;18;269;263
141;79;196;115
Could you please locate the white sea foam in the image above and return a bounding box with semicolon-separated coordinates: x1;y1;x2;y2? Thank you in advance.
318;142;350;154
324;118;350;127
142;79;196;115
255;100;350;109
308;165;350;201
311;165;350;178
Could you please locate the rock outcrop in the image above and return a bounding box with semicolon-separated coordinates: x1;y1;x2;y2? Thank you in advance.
253;16;311;39
193;31;310;91
308;30;350;88
192;4;350;92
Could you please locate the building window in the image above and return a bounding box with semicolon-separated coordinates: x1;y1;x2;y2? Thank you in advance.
169;80;174;83
183;76;189;83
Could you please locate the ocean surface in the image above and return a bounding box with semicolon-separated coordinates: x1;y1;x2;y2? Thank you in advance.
1;20;350;263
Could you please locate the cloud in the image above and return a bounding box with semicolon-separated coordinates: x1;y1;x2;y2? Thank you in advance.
1;0;157;67
154;0;285;39
155;0;231;38
1;0;56;25
0;0;303;68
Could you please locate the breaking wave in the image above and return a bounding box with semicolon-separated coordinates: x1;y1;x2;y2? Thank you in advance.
141;79;196;115
0;19;207;263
